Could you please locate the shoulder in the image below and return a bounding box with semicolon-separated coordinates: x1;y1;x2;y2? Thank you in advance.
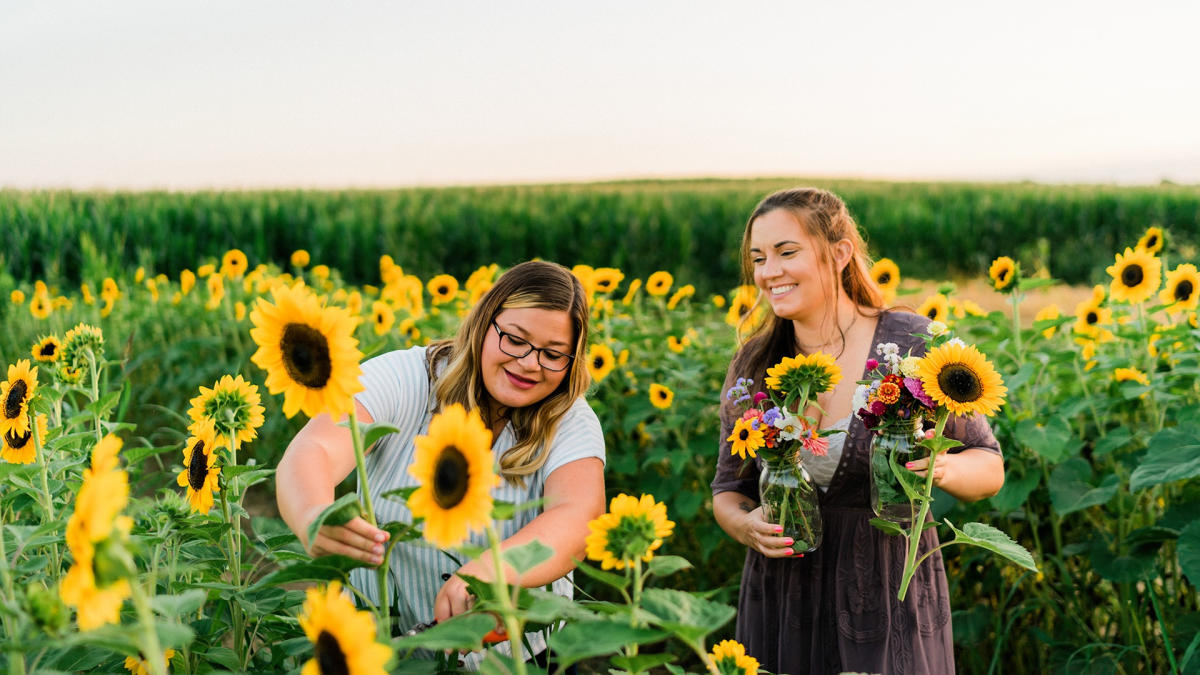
557;396;602;435
877;310;930;354
363;345;429;377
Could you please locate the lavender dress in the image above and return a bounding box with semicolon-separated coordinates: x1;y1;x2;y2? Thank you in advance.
711;311;1001;675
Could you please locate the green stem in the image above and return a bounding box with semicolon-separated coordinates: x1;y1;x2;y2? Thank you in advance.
218;474;245;663
1150;581;1181;674
485;522;526;675
346;409;391;636
897;413;949;601
0;514;26;675
1009;288;1024;369
130;580;167;675
85;348;102;442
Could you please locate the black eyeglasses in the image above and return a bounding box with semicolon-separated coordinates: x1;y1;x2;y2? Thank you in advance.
491;320;574;372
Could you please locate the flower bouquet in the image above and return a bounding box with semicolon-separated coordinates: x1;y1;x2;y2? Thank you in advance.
725;351;843;553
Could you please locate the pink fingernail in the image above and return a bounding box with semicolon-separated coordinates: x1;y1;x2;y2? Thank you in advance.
775;526;783;533
905;462;914;469
784;548;794;556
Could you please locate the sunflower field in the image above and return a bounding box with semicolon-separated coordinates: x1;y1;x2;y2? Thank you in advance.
1;210;1199;673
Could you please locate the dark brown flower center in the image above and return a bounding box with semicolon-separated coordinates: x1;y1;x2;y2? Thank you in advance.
1146;235;1159;249
280;323;333;389
592;356;606;370
1086;311;1099;325
436;285;449;296
926;307;939;320
4;428;31;450
938;364;983;403
4;381;28;419
188;441;209;490
314;630;349;675
877;272;891;285
1121;264;1145;288
1175;280;1194;302
433;446;470;509
738;428;750;442
997;268;1009;282
38;343;57;358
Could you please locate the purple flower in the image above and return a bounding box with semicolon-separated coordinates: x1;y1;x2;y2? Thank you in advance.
866;358;879;371
905;377;934;408
762;407;783;427
753;392;768;404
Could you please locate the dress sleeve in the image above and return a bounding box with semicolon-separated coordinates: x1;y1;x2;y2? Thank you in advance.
354;347;430;434
541;397;607;477
711;358;760;500
943;413;1002;456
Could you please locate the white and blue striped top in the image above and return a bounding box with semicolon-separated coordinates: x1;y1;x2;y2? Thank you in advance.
347;346;605;665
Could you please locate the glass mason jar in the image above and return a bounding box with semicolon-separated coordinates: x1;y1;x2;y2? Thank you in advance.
759;450;822;553
869;420;929;524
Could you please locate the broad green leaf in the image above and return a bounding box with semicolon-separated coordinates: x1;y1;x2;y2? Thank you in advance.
1092;428;1135;458
394;613;496;652
638;588;736;643
1018;277;1059;292
1014;417;1078;463
987;467;1040;513
547;620;667;667
1179;521;1200;587
502;540;554;575
647;555;692;578
1088;538;1159;583
1048;458;1120;516
869;518;905;537
123;444;179;465
479;651;541;675
359;421;402;449
250;555;366;588
305;493;364;549
150;589;207;618
201;647;242;672
1129;427;1200;492
571;559;630;592
610;653;678;672
943;520;1038;572
380;486;417;503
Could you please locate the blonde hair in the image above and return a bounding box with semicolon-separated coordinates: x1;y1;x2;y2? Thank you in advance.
426;261;591;487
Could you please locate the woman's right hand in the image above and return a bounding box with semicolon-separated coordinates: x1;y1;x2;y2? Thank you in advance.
303;507;390;565
737;506;803;559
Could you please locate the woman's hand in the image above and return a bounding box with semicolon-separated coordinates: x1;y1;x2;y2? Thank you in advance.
433;573;474;623
303;506;389;566
904;454;948;486
713;491;803;558
905;448;1004;502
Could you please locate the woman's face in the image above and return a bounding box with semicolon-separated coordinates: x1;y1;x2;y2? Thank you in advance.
749;209;837;321
481;307;575;410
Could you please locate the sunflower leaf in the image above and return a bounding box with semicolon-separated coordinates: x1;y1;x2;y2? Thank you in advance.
250;554;365;588
1178;521;1200;587
869;518;906;536
1129;426;1200;492
492;497;547;521
571;558;630;592
394;612;497;652
359;421;402;450
304;493;364;553
502;540;554;575
1017;277;1060;292
638;588;736;644
547;620;668;667
943;520;1039;572
380;486;418;503
646;555;692;578
610;654;678;672
150;589;208;618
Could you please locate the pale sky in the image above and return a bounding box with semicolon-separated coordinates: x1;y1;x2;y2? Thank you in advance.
2;1;1199;189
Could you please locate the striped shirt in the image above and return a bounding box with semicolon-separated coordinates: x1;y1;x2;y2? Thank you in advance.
348;346;605;666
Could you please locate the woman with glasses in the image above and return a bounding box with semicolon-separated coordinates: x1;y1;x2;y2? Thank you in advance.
276;260;605;669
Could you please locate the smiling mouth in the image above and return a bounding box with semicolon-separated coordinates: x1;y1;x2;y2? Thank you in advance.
770;284;796;296
505;370;538;387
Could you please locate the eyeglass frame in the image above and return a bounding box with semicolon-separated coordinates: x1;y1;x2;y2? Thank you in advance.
490;320;575;372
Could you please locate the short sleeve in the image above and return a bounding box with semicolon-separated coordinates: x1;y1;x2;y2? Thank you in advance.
541;397;606;477
944;413;1003;456
711;358;761;500
354;347;431;434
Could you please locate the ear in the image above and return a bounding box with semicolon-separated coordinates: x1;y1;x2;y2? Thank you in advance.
833;239;855;273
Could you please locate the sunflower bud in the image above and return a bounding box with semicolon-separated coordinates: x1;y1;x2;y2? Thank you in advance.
24;583;68;635
92;536;136;587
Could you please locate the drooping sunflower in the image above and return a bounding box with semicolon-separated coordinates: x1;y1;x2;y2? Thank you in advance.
591;267;625;294
621;278;643;305
1106;247;1162;304
123;648;177;675
667;284;695;311
764;352;842;399
917;342;1007;417
988;256;1018;292
585;493;675;571
587;343;616;383
917;293;950;324
871;258;901;300
2;413;48;464
299;581;392;675
645;271;674;297
649;383;674;410
426;274;459;305
709;639;760;675
371;301;395;335
1161;263;1199;313
1114;367;1150;387
727;418;765;460
188;374;266;450
407;404;499;549
1;360;38;439
1034;304;1061;339
176;425;221;514
1137;226;1165;255
250;283;364;419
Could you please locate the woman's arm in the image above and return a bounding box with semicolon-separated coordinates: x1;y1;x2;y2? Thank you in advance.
906;447;1004;502
712;491;795;558
276;399;389;564
434;456;605;621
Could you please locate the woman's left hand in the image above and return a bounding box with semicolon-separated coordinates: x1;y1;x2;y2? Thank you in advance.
434;572;475;623
905;453;952;487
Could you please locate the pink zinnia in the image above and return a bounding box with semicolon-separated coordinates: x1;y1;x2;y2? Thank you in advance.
905;377;935;408
869;400;887;416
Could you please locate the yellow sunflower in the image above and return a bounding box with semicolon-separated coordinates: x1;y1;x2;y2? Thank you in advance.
178;269;195;296
917;293;950;323
591;267;625;294
2;413;48;464
725;284;761;325
29;294;52;319
621;278;643;305
1;360;39;439
1034;304;1061;339
1107;247;1162;304
711;294;727;308
1114;367;1150;386
585;493;675;571
1161;263;1199;313
587;344;616;383
407;404;499;549
299;582;392;675
250;283;364;419
764;351;841;398
709;639;760;675
1073;298;1113;340
667;284;695;311
426;274;459;305
10;289;24;304
124;649;176;675
645;271;674;297
571;264;596;296
1137;226;1165;255
649;383;674;410
371;301;395;335
727;418;765;460
871;258;901;301
667;335;687;354
988;256;1017;292
176;424;221;514
465;264;498;293
291;249;311;268
917;343;1007;417
188;374;265;451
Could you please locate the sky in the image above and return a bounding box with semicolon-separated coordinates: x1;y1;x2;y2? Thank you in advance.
2;1;1199;189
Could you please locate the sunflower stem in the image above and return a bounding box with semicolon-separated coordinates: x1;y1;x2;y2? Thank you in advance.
897;412;949;601
31;419;63;584
346;408;391;635
85;348;102;443
130;579;168;675
217;467;246;663
485;522;526;675
0;511;27;675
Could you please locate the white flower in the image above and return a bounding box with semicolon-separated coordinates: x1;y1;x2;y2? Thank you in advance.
774;413;804;441
852;383;870;411
928;321;947;336
947;337;966;347
900;356;922;378
877;342;899;356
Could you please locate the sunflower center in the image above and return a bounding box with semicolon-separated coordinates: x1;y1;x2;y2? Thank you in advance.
314;630;350;675
605;514;657;563
593;356;606;370
1121;264;1145;287
280;323;334;389
877;272;891;285
997;269;1009;282
188;441;209;490
4;428;30;450
437;285;449;295
738;301;751;317
1146;235;1159;249
1086;311;1099;325
737;428;750;442
1175;280;1194;302
4;381;28;418
39;343;57;357
433;446;470;509
937;364;983;403
926;307;938;320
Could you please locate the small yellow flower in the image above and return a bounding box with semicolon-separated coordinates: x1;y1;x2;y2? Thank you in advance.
645;271;673;297
585;493;674;570
649;383;674;409
291;249;310;267
709;639;760;675
1035;304;1061;339
10;290;25;304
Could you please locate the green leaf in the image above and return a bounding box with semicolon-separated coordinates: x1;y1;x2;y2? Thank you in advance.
358;421;402;450
1048;458;1120;516
1129;427;1200;492
638;587;736;644
123;444;180;465
202;647;242;672
380;486;417;503
1089;538;1159;583
393;613;496;652
869;518;906;536
987;467;1040;514
502;540;554;575
492;497;547;521
1014;417;1078;463
1017;277;1060;292
224;467;275;490
571;559;630;592
646;555;692;578
150;589;207;618
1092;428;1135;458
547;620;667;667
305;493;364;549
251;555;366;588
943;520;1038;572
610;653;678;672
1179;521;1200;587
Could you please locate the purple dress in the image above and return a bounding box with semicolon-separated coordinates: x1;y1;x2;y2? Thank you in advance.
711;311;1001;675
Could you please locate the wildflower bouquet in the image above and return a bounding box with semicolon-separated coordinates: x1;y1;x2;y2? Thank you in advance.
725;351;843;553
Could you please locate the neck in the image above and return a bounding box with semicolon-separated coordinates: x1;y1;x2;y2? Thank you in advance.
791;296;860;354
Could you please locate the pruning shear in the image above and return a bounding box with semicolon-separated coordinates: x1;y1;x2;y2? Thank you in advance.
404;618;507;644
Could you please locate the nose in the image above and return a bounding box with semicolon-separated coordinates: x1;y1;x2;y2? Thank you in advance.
516;350;542;371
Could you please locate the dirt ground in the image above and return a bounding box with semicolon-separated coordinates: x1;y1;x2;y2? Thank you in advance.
902;277;1094;326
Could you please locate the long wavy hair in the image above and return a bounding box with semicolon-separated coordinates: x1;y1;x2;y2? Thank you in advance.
425;260;590;487
731;187;885;398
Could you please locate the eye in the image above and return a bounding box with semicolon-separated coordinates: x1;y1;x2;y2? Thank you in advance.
751;256;765;265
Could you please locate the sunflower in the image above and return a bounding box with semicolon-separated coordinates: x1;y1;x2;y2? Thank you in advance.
1107;247;1162;304
299;581;392;675
1073;298;1113;340
917;294;950;323
346;291;364;317
587;344;616;383
234;301;246;321
176;425;221;514
667;335;687;354
725;285;759;326
666;284;695;311
1;360;38;439
291;249;311;268
621;278;643;305
250;283;364;419
2;413;48;464
988;256;1017;292
585;493;675;571
591;267;625;294
917;343;1007;417
727;418;765;460
1034;304;1061;339
764;352;842;399
180;269;196;295
101;278;120;302
407;404;498;548
1114;367;1150;386
124;649;177;675
709;639;760;675
188;374;265;450
645;271;674;297
465;264;498;293
205;273;225;310
871;258;901;301
1137;226;1165;255
10;289;24;304
29;294;52;319
426;274;459;305
649;383;674;410
1161;263;1199;313
371;301;395;335
711;294;727;308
